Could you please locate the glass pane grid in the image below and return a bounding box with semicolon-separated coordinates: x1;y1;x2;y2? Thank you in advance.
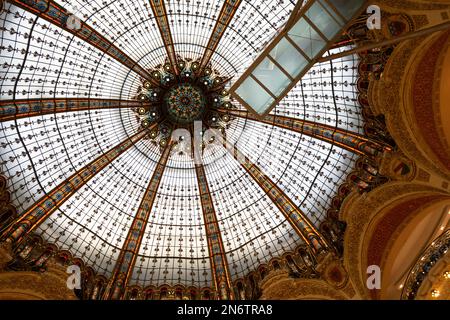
0;0;367;290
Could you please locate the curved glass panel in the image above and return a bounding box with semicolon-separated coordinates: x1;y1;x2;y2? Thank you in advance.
0;1;365;289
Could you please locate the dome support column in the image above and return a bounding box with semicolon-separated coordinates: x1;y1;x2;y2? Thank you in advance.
148;0;179;75
0;128;154;246
103;142;173;300
9;0;157;85
217;108;391;157
193;142;234;300
0;98;150;122
224;141;330;257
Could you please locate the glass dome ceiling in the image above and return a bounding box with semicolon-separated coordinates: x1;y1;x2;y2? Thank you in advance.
0;0;371;295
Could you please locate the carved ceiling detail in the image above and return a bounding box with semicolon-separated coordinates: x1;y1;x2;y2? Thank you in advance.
259;273;349;300
341;182;449;299
370;34;450;181
0;268;77;300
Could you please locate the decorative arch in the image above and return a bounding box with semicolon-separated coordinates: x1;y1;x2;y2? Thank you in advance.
259;276;349;300
341;181;450;299
370;28;450;182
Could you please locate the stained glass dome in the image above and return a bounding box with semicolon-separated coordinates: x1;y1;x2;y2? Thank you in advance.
0;0;379;299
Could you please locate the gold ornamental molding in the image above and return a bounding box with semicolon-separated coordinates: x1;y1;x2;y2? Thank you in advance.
259;275;349;300
370;32;450;181
0;269;77;300
374;0;450;11
433;31;450;164
416;250;450;300
340;181;449;299
403;231;450;299
402;31;450;173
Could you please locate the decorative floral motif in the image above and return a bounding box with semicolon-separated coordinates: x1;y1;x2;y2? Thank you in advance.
164;83;206;124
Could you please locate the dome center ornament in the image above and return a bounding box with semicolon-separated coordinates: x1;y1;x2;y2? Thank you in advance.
133;57;237;150
164;83;206;124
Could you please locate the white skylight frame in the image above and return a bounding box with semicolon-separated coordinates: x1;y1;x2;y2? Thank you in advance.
229;0;368;117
